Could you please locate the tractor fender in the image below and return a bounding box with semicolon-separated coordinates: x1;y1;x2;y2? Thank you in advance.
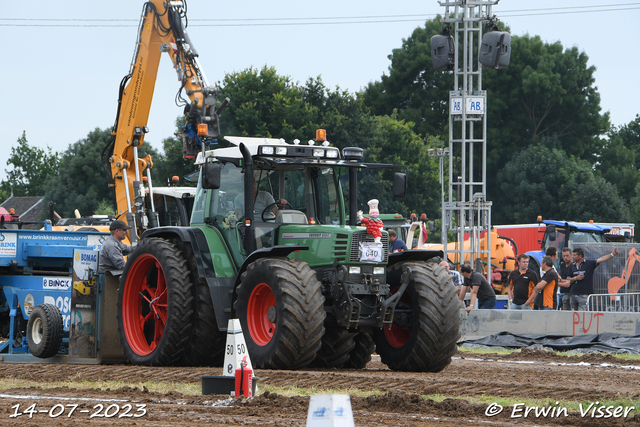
387;249;443;268
141;227;215;279
229;245;309;317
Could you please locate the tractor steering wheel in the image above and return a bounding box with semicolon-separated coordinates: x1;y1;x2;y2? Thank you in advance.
261;200;293;222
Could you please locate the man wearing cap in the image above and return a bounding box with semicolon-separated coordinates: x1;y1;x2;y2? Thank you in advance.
98;219;134;276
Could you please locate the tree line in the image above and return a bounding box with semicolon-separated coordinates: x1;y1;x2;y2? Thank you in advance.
2;16;639;233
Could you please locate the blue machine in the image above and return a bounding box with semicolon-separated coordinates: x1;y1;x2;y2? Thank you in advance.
525;220;612;270
0;225;120;362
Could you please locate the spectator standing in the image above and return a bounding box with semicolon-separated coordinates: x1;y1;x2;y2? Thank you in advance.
535;246;558;309
388;229;408;253
568;247;619;311
507;254;538;309
525;256;559;310
439;261;464;287
458;264;496;312
558;247;573;310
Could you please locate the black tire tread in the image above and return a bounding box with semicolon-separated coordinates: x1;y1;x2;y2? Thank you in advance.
118;238;194;366
344;332;375;369
311;328;356;368
235;257;325;370
376;262;462;372
181;279;225;366
27;304;63;359
177;242;225;367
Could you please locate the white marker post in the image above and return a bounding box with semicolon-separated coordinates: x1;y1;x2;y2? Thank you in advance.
222;318;253;377
306;395;355;427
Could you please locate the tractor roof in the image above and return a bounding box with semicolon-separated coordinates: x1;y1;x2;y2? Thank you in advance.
543;220;611;233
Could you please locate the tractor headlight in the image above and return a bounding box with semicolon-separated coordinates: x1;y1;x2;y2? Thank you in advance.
349;266;361;274
373;267;385;275
276;147;288;155
261;146;274;155
313;148;325;157
326;149;339;158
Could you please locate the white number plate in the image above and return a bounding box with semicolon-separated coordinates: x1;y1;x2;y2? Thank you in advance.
360;242;383;263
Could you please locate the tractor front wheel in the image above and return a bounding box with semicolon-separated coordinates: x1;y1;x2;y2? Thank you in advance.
234;257;325;370
373;261;462;372
118;238;194;366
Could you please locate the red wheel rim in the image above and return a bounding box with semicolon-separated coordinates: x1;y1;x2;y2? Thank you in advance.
384;286;411;348
246;282;276;346
122;254;168;356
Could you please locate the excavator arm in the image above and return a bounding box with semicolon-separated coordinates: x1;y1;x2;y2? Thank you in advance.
104;0;228;241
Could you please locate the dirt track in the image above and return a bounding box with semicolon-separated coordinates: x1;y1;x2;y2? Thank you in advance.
0;349;639;426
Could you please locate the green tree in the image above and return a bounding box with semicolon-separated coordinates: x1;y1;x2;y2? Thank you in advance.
362;19;609;204
219;67;441;218
358;114;440;217
219;66;320;142
1;132;60;197
494;144;630;224
484;34;609;172
43;128;160;218
361;17;451;141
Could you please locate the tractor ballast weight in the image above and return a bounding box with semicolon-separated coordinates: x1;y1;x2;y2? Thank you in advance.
117;135;463;372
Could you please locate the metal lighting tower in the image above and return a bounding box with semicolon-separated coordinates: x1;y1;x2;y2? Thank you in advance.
432;0;509;274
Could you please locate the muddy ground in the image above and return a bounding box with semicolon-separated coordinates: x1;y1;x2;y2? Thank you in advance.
0;349;639;426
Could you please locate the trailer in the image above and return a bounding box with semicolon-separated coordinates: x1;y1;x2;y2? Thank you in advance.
0;225;125;363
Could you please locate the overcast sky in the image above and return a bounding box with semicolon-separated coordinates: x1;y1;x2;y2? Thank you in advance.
1;1;638;183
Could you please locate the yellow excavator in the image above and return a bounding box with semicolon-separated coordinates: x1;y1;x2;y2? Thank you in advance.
103;0;227;242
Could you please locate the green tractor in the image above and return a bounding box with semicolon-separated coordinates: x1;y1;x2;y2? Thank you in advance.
117;135;462;371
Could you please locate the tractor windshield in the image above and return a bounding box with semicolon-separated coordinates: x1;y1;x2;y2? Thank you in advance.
542;226;606;251
191;162;341;264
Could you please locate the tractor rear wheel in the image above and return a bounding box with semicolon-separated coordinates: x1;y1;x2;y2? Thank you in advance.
310;328;356;368
234;257;325;370
181;279;226;366
344;332;375;369
27;304;63;358
118;238;194;366
373;261;462;372
178;243;225;367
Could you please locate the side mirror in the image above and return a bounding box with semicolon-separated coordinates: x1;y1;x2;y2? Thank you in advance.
202;162;222;189
547;225;557;241
393;173;407;198
428;221;435;233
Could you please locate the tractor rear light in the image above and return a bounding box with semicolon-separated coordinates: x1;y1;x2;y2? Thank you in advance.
197;124;208;136
349;266;361;274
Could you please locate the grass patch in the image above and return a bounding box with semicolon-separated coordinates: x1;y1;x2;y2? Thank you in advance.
262;384;381;398
0;378;200;396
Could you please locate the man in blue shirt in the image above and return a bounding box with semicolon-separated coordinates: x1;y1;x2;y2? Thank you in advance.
388;229;408;253
567;246;618;311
